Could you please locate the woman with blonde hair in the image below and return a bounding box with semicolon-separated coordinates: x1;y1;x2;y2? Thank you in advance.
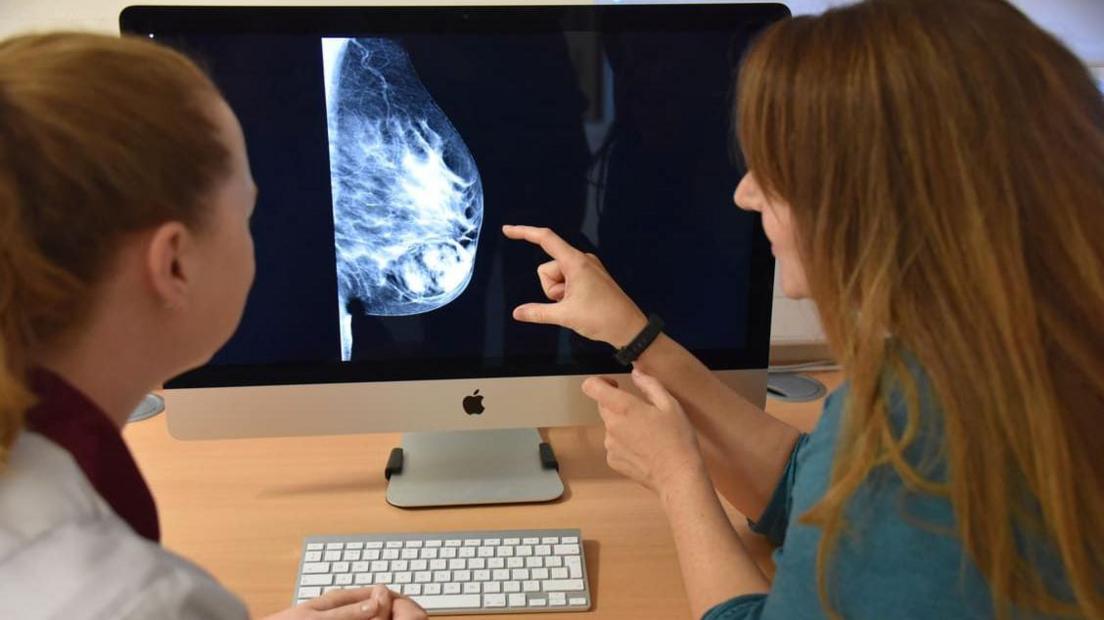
505;0;1104;617
0;32;425;620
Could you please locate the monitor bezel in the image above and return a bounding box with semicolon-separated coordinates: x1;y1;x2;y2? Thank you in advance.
120;3;786;389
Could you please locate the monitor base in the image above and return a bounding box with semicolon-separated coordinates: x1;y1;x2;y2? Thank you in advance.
385;428;564;508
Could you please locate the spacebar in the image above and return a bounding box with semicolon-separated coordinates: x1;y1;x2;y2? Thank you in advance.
409;594;482;609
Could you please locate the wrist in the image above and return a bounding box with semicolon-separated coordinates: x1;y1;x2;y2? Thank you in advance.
609;310;648;349
656;457;710;507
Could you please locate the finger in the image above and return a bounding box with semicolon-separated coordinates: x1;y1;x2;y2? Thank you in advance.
512;302;565;326
308;587;377;610
391;597;430;620
631;367;675;409
315;590;380;619
536;260;565;300
547;282;565;301
581;375;643;415
502;225;584;264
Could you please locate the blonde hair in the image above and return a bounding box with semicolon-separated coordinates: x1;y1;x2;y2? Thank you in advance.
737;0;1104;617
0;33;228;467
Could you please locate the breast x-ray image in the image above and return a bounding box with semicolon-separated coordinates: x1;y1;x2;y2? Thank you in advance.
323;37;484;361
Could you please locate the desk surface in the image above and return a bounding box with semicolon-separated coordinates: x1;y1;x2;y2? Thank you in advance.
123;372;841;619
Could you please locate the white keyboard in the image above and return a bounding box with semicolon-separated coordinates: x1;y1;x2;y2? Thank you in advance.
295;528;591;615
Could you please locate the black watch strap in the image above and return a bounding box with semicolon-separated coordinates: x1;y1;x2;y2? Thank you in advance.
614;314;664;366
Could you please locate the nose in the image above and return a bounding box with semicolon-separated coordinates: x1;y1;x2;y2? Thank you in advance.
734;173;762;213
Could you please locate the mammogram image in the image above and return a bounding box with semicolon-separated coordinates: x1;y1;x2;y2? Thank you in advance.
322;37;483;360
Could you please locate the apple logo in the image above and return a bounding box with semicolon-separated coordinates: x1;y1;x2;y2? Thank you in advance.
462;389;485;415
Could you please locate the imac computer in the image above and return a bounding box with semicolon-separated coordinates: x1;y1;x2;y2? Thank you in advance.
120;3;786;507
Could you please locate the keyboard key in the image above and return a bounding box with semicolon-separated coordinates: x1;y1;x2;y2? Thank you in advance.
543;579;585;592
561;536;579;544
386;541;403;549
483;581;501;593
365;542;384;549
424;583;442;595
352;561;370;573
429;559;447;570
420;548;438;560
549;592;567;606
410;560;428;571
364;550;381;561
525;557;542;568
300;574;333;586
347;542;364;550
335;574;353;586
306;543;324;551
298;586;321;598
493;569;510;581
535;545;552;556
382;549;399;560
391;560;408;572
484;593;506;607
405;583;422;596
541;537;559;544
425;540;442;548
324;550;342;562
511;569;529;581
342;550;360;561
473;569;490;581
376;572;393;584
551;567;569;579
325;543;344;551
504;581;521;593
415;571;432;583
331;562;350;573
443;583;462;595
528;597;547;607
354;573;373;585
445;540;462;547
405;540;423;548
454;569;472;582
532;568;549;580
488;558;505;569
463;582;480;594
304;551;322;562
522;537;539;545
569;596;587;606
503;538;520;545
464;539;481;547
370;561;388;573
564;556;583;578
517;546;533;557
477;547;495;558
523;580;540;593
458;547;476;558
410;594;481;610
433;571;451;582
401;549;419;560
509;592;526;607
302;562;330;574
485;538;501;546
507;558;524;569
554;544;580;555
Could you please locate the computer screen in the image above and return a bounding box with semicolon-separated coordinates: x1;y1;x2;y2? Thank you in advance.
121;4;782;392
119;5;785;462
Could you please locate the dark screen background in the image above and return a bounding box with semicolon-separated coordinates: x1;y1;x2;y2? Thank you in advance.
126;6;782;387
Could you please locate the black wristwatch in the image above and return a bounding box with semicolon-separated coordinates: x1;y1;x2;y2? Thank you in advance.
614;314;664;366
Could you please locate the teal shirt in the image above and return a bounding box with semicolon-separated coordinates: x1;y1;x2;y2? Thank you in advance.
704;379;1068;620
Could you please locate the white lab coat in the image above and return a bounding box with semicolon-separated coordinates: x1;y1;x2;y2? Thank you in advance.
0;431;249;620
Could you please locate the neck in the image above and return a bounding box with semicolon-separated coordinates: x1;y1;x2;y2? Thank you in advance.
33;315;164;430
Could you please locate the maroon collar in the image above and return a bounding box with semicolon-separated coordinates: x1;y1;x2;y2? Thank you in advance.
25;369;160;542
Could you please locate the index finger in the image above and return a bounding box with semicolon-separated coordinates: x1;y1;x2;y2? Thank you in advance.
582;375;645;415
502;225;584;263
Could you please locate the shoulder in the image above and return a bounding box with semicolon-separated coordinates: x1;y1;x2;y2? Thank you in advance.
0;432;248;620
0;431;106;542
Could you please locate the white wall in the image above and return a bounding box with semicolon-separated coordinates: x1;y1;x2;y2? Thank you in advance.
2;0;1101;346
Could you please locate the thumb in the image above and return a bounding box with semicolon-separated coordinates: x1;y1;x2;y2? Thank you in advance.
631;367;673;409
512;302;566;327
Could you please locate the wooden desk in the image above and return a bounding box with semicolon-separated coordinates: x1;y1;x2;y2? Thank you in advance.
123;372;841;619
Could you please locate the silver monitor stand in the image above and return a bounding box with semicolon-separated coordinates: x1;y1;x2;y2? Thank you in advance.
385;428;564;508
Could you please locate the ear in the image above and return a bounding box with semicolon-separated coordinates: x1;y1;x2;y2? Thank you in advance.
145;221;193;311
